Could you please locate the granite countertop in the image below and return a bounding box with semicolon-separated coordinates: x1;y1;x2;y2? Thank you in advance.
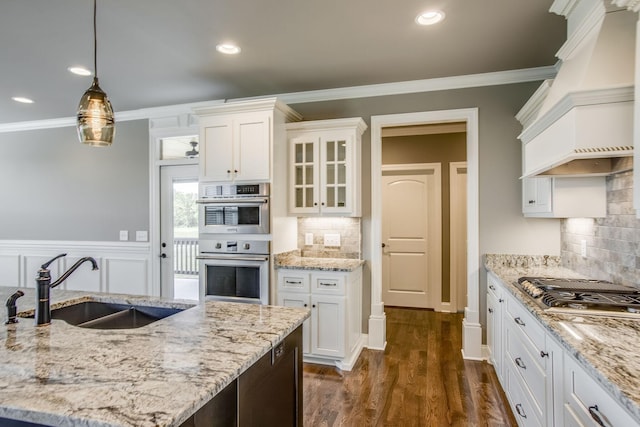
0;287;309;427
274;250;364;272
484;254;640;423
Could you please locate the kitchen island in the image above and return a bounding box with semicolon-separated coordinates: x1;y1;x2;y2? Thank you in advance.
0;287;309;427
485;254;640;425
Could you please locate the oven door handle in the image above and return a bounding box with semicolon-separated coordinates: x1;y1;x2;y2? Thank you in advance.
196;198;269;204
197;255;269;262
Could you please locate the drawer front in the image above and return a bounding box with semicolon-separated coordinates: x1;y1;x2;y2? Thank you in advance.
311;273;346;295
564;354;639;427
505;362;544;427
487;272;503;299
505;294;546;353
505;324;547;417
278;272;310;293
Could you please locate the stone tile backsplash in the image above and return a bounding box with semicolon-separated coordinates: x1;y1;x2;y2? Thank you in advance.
297;217;361;259
561;171;640;288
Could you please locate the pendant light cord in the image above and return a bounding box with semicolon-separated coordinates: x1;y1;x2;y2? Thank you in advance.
93;0;98;79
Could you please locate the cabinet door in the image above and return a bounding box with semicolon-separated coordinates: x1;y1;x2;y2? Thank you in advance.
320;134;351;214
522;177;551;215
311;295;345;358
234;112;271;181
290;137;320;214
278;293;311;354
201;119;234;181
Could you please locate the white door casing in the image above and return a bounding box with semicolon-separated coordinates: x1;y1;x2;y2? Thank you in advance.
370;108;480;359
449;162;468;313
381;164;442;309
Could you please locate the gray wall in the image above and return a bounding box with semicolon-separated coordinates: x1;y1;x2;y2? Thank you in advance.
0;120;149;241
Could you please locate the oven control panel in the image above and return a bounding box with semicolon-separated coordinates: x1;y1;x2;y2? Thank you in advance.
200;239;269;255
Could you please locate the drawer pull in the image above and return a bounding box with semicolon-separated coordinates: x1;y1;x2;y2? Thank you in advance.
540;350;549;358
319;282;337;287
489;284;496;291
515;357;526;369
515;403;527;418
588;405;612;427
488;308;494;314
514;317;525;326
285;280;302;285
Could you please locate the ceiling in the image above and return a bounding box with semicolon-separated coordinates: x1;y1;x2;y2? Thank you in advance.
0;0;566;125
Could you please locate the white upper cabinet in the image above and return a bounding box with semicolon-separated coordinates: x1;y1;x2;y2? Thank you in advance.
286;118;367;216
194;98;302;183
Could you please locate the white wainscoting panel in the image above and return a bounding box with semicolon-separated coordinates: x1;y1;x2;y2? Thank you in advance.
0;254;21;287
0;241;152;296
105;258;149;295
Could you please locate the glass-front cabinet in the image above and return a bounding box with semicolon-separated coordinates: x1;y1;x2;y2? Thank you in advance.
287;118;366;216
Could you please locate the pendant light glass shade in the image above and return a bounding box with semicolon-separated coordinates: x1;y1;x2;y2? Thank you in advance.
77;77;114;146
76;0;115;146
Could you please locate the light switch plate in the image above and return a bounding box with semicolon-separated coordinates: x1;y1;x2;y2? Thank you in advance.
136;231;148;242
580;239;587;257
119;230;129;241
323;233;341;247
305;233;314;246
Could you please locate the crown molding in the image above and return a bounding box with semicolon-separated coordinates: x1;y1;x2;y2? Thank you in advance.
613;0;640;12
0;66;557;134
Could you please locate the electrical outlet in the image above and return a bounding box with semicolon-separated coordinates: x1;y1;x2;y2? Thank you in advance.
119;230;129;241
580;239;587;258
305;233;314;246
136;231;148;242
323;233;341;247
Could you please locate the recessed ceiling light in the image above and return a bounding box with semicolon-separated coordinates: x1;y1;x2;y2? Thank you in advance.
415;10;445;26
68;66;92;76
12;96;34;104
216;43;241;55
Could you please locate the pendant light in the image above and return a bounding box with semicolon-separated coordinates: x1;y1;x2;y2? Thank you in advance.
76;0;115;146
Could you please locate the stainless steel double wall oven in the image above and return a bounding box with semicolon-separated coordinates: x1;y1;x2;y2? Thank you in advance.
197;183;270;305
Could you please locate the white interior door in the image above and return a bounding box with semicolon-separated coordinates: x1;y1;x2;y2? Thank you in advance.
449;162;467;313
382;164;442;309
160;165;199;300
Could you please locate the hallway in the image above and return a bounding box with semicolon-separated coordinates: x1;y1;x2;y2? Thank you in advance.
303;307;516;426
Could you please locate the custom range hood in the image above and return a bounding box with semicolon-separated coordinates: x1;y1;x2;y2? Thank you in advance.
517;0;636;178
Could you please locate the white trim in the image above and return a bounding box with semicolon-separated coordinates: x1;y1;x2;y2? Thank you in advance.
370;108;480;359
380;162;438;172
0;67;556;134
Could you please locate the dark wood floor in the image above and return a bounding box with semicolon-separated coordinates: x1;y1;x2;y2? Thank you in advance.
303;307;516;427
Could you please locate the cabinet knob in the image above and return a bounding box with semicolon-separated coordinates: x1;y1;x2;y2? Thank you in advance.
321;202;325;206
314;202;318;206
312;304;316;308
234;169;238;173
515;403;527;419
303;304;308;307
488;308;494;314
489;284;496;290
227;170;231;174
514;317;525;326
540;350;549;358
498;298;504;303
515;357;527;369
528;200;535;204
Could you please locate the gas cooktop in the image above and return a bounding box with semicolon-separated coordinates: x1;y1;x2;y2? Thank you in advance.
516;277;640;317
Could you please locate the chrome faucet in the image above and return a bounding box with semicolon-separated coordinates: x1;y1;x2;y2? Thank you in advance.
35;253;99;326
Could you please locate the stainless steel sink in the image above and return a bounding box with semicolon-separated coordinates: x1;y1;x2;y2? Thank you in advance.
25;301;191;329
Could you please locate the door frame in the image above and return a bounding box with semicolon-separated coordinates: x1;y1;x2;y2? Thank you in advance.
149;125;199;297
448;161;468;314
381;163;442;310
369;108;481;360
